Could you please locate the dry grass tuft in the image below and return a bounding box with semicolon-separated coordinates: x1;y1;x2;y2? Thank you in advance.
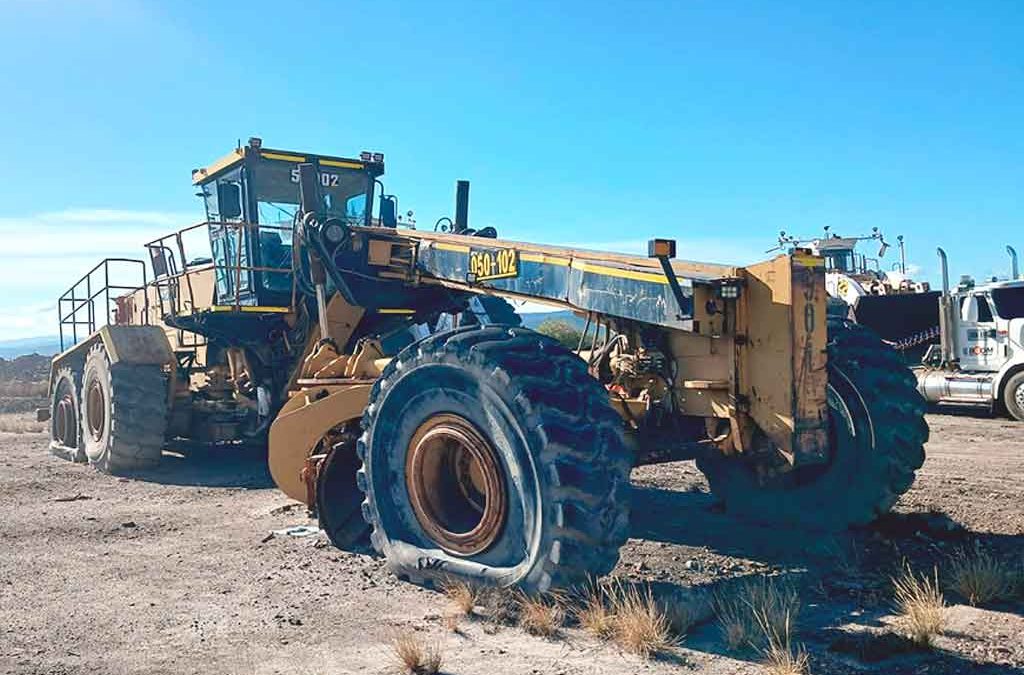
607;582;673;659
948;547;1019;606
390;633;443;675
517;592;565;638
441;579;479;616
756;607;809;675
714;576;800;653
575;584;617;639
892;564;945;647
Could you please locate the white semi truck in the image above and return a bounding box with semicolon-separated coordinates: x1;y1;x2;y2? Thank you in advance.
917;246;1024;420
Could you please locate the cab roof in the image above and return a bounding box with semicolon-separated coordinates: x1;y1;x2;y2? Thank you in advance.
191;140;385;185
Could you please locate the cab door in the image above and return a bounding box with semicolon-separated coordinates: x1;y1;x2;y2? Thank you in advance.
204;169;256;306
958;294;1005;371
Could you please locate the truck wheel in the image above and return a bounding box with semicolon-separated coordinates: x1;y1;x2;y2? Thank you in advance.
357;325;631;593
49;366;85;463
316;429;370;548
697;319;928;530
80;343;169;474
1003;371;1024;421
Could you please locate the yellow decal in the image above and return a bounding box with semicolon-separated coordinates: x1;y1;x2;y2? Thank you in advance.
320;159;365;170
520;252;570;267
210;305;292;313
793;252;824;268
435;242;471;253
574;261;669;284
469;247;519;281
261;151;306;163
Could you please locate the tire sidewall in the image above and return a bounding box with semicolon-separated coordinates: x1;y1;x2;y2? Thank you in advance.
50;368;84;461
80;347;113;467
1004;372;1024;421
363;359;552;588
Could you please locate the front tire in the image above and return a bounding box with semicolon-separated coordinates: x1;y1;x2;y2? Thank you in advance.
80;343;169;474
697;319;928;530
1003;371;1024;422
357;325;631;593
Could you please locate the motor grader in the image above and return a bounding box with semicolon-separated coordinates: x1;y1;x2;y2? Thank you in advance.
45;138;927;593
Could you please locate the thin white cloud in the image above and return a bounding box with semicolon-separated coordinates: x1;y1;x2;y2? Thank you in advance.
0;208;196;341
29;209;192;226
0;208;196;258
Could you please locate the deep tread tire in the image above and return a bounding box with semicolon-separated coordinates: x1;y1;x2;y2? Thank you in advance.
697;318;928;530
49;366;85;463
1003;371;1024;422
357;325;631;593
80;343;169;475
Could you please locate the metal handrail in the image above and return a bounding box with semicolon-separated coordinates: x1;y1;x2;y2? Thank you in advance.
144;220;295;318
57;258;148;351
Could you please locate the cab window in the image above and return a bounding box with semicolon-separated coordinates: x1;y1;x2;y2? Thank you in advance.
977;296;994;323
992;287;1024;319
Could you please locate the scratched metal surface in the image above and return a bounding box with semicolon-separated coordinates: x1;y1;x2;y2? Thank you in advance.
417;244;696;331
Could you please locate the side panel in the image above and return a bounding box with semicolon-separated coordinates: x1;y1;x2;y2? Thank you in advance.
49;324;175;393
738;253;828;462
268;384;372;503
414;240;696;330
96;325;175;366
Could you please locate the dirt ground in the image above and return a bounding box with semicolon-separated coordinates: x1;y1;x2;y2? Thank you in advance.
1;410;1021;675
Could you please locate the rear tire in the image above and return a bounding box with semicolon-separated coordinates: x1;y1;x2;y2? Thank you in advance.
49;366;84;463
697;319;928;530
80;343;169;474
357;325;631;593
1003;371;1024;422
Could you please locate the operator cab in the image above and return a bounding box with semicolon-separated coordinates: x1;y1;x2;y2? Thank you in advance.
192;138;385;308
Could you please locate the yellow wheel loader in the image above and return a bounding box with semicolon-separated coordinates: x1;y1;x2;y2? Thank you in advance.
46;138;928;593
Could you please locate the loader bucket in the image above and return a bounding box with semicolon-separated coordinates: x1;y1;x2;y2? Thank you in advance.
852;291;941;343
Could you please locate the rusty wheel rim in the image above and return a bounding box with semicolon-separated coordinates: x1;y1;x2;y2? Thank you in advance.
54;394;76;447
85;381;106;442
405;414;507;556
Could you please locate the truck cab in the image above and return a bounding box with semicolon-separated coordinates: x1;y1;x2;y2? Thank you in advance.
953;279;1024;373
190;138;384;308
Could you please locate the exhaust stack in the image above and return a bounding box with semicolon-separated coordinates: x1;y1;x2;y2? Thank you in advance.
937;247;954;365
1008;245;1019;280
454;180;470;233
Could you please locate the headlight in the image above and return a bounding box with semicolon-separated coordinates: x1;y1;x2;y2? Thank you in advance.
323;221;347;246
718;284;740;299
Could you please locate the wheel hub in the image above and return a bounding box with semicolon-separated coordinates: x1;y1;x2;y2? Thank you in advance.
1015;382;1024;410
54;394;76;447
405;414;507;556
85;380;106;442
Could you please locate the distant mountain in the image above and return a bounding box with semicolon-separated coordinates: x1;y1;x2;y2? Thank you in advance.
0;336;61;359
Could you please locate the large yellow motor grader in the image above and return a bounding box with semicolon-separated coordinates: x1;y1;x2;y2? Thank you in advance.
46;139;927;592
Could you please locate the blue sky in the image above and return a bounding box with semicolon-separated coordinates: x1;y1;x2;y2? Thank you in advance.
0;0;1021;340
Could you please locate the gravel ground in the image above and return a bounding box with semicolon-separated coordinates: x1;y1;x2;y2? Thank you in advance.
1;410;1021;675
